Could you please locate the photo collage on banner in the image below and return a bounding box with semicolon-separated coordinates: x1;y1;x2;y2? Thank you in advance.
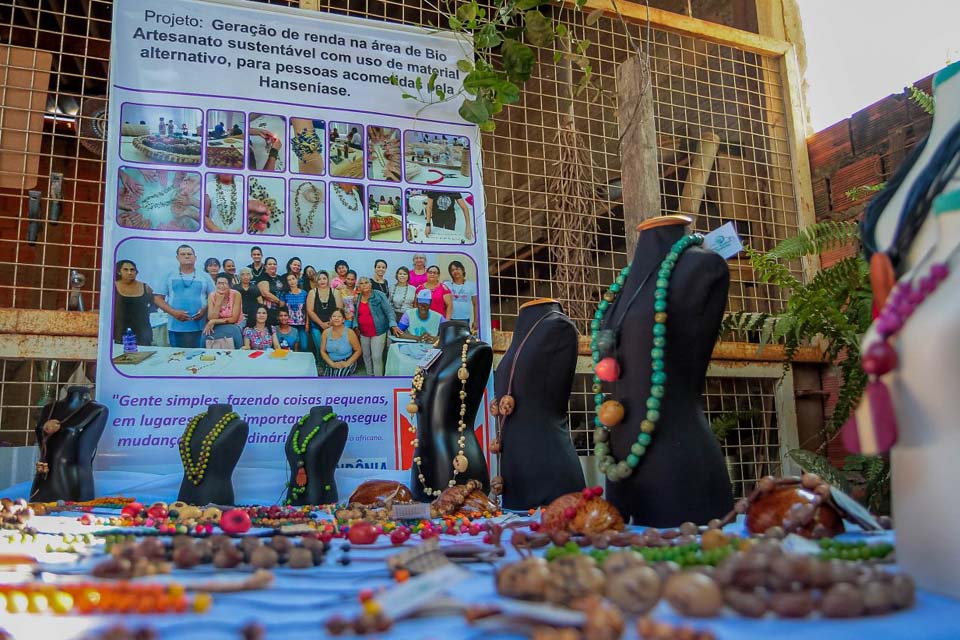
99;0;490;477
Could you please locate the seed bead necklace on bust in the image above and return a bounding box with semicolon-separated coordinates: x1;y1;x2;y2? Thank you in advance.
285;411;337;505
214;179;238;228
406;335;476;497
294;182;321;234
179;411;240;485
488;310;565;497
592;232;704;482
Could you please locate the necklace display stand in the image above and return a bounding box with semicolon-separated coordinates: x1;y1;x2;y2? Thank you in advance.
862;61;960;599
177;403;248;505
284;406;349;505
410;320;491;502
603;217;733;526
30;386;108;502
494;299;584;509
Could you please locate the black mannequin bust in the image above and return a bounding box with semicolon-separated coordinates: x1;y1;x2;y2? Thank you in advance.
177;403;248;505
30;386;108;502
284;406;348;505
496;299;585;509
410;320;492;501
603;216;733;526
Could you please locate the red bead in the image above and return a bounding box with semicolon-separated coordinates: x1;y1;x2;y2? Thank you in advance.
563;507;577;520
482;533;493;544
469;525;481;536
595;357;620;382
358;588;374;602
347;522;379;545
79;514;93;525
121;502;144;518
862;341;898;376
147;505;168;520
529;522;541;532
219;509;252;535
591;486;604;498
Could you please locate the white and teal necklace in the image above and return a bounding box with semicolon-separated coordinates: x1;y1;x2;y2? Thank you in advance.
591;232;704;482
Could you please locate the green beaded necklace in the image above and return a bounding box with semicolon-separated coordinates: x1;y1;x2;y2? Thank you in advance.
285;411;336;505
179;411;240;485
591;233;704;482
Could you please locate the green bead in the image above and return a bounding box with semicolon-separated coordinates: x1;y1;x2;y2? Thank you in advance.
646;397;660;410
653;324;666;336
626;454;640;468
594;427;609;443
656;278;669;288
610;283;621;293
658;268;671;279
646;409;660;422
653;336;666;348
652;359;664;371
651;385;665;398
654;300;667;312
592;350;600;361
593;375;601;384
632;443;647;457
638;433;652;445
594;393;604;404
651;348;664;360
622;265;631;275
594;416;602;427
594;310;604;320
615;274;626;286
598;300;609;312
654;288;668;300
667;251;680;260
652;371;666;385
591;319;600;330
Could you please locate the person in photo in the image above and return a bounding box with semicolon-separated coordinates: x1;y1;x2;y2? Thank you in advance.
203;272;243;349
355;276;400;376
425;190;473;242
274;308;301;351
113;259;154;347
153;244;211;348
320;308;361;376
242;305;278;351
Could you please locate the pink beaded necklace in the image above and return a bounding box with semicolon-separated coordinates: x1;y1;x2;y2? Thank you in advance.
842;257;952;454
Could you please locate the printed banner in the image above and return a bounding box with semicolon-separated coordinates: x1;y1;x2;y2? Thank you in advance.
97;0;491;480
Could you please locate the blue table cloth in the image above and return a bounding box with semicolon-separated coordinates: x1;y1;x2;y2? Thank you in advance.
1;471;958;639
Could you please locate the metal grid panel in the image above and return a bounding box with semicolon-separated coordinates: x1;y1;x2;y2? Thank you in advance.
569;368;785;499
0;1;804;449
0;359;95;446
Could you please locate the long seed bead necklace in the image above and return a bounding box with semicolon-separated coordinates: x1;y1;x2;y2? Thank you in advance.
249;177;281;230
214;178;238;227
179;411;240;485
294;182;321;234
286;411;337;504
489;311;565;497
34;401;93;479
592;233;704;482
138;184;179;212
407;336;476;497
333;184;360;212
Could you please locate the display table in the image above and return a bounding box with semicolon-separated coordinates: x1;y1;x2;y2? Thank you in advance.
111;344;317;378
0;470;958;639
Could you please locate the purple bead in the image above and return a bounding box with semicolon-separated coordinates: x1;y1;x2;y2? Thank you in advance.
876;317;895;336
862;341;898;376
908;290;924;305
931;263;950;281
919;276;937;294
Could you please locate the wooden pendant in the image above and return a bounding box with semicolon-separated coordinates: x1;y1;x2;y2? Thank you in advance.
869;252;896;314
296;462;307;487
42;419;61;435
490;438;502;454
498;395;515;416
453;454;469;473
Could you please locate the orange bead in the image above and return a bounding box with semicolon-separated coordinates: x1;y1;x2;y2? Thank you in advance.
598;400;625;427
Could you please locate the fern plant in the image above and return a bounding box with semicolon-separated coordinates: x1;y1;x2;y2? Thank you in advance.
721;221;872;433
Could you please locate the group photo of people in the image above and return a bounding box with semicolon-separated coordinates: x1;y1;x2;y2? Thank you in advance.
111;239;481;378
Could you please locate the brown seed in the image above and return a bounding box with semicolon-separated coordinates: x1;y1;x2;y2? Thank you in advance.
213;547;243;569
862;581;894;615
287;547;314;569
700;529;728;551
605;566;661;615
707;518;723;530
249;546;279;569
601;550;646;576
679;521;699;536
269;536;294;554
890;574;916;609
723;587;768;618
801;473;821;490
171;544;202;569
769;590;815;618
664;572;723;617
820;583;865;618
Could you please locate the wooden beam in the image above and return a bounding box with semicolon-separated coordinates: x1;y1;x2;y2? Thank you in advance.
617;55;660;257
678;130;721;221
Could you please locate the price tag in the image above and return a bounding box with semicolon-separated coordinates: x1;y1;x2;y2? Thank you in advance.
704;221;744;259
374;564;471;618
417;348;442;370
830;487;884;531
391;502;433;520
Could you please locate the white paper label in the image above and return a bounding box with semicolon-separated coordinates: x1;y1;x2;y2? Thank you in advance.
374;563;471;618
704;221;744;259
830;487;884;531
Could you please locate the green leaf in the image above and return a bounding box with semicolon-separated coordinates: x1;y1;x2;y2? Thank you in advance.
389;75;399;86
427;71;439;92
401;93;415;100
415;76;423;91
575;0;588;8
479;120;497;132
556;23;567;37
497;81;521;104
553;51;562;64
463;70;502;95
786;449;853;493
516;0;543;10
586;8;605;25
502;38;536;83
456;1;477;23
576;38;590;55
436;87;446;100
458;97;491;124
456;59;474;73
524;10;554;48
448;15;462;30
475;23;502;49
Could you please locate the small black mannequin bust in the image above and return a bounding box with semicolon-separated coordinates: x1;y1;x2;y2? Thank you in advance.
603;216;734;526
284;406;349;505
495;299;585;509
177;403;248;505
30;386;108;502
410;320;492;501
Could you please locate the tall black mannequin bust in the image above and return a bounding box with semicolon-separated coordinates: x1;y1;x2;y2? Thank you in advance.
30;385;108;502
410;320;492;501
494;299;585;509
284;406;348;505
177;404;248;505
602;215;733;526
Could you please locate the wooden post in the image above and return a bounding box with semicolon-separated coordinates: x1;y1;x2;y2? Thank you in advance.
617;56;660;257
678;130;721;222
